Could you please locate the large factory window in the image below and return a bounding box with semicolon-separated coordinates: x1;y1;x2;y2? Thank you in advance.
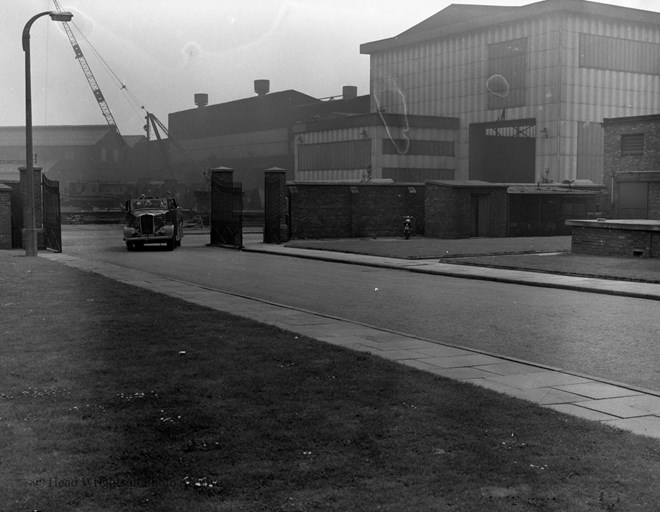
298;140;371;171
580;34;660;75
382;139;454;156
487;37;528;109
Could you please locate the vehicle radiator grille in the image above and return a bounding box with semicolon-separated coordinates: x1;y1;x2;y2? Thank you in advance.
140;214;155;234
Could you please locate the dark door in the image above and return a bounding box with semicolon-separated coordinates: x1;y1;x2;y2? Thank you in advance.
471;193;491;237
618;182;648;219
469;119;536;183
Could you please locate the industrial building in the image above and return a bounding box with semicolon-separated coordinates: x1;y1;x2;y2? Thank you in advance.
355;0;660;186
167;81;370;209
0;125;140;185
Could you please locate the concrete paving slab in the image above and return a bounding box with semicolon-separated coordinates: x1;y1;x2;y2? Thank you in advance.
363;331;424;343
545;404;620;422
368;339;440;351
489;371;591;390
572;395;660;417
474;361;546;376
315;335;376;347
574;398;652;418
554;382;643;400
416;345;473;358
473;379;589;405
423;354;505;368
398;359;447;372
377;350;432;361
625;395;660;415
604;416;660;438
427;367;501;380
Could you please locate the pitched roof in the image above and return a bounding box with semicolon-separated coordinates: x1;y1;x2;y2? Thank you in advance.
0;125;129;147
361;0;660;53
122;135;146;148
169;89;321;139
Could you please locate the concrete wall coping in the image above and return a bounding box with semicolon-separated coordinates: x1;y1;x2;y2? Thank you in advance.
566;219;660;231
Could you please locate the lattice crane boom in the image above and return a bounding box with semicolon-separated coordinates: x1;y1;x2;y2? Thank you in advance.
52;0;126;148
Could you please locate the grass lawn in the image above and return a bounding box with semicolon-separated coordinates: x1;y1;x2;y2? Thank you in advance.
2;253;660;511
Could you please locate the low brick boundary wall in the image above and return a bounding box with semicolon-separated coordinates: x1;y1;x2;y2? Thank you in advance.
288;182;425;239
567;219;660;258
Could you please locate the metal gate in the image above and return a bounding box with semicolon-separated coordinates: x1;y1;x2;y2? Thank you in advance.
210;174;243;249
41;174;62;253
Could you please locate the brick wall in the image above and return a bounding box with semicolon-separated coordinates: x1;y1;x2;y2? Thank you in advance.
425;184;458;238
425;182;508;238
570;223;660;258
603;118;660;179
288;183;424;239
650;183;660;219
0;185;11;249
603;117;660;218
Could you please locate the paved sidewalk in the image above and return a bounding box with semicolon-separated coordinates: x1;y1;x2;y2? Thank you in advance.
42;249;660;440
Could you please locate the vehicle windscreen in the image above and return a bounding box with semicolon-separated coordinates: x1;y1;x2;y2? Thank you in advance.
132;198;168;209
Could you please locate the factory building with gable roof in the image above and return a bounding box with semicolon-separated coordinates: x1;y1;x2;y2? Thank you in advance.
354;0;660;186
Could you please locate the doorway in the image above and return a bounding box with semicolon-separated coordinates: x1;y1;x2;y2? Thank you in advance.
471;193;491;237
469;119;536;182
618;182;648;219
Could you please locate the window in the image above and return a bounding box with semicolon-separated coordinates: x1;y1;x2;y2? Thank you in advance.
298;140;370;171
621;134;644;155
382;139;455;156
580;34;660;75
487;38;528;109
101;147;108;162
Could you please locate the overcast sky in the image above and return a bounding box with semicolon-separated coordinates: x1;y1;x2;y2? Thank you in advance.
2;0;658;136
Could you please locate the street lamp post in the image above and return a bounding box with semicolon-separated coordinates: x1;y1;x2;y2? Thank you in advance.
22;10;73;256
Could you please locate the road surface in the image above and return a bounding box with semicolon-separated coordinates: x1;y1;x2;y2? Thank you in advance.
60;226;660;392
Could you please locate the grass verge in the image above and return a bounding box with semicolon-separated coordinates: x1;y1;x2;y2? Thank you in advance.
2;252;660;511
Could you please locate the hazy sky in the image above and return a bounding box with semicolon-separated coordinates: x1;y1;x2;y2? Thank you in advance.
2;0;658;136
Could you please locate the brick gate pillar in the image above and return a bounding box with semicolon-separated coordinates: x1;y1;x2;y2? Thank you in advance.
264;167;288;244
19;166;44;250
209;166;234;245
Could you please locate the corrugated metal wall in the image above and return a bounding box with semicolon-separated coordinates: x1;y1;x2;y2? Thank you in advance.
369;10;660;184
294;125;457;182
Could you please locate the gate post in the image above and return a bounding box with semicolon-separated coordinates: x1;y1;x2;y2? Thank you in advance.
264;167;288;244
209;167;244;249
19;166;44;250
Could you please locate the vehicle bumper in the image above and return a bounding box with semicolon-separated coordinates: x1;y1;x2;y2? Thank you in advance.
123;235;171;244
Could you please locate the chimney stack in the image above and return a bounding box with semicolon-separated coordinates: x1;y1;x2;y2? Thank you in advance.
254;79;270;96
194;93;208;108
342;86;358;99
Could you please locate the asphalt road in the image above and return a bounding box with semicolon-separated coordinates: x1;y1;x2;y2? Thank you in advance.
61;226;660;392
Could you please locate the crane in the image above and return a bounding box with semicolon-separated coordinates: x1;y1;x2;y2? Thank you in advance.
51;0;127;150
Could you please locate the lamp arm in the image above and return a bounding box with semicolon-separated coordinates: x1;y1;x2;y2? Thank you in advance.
22;11;53;52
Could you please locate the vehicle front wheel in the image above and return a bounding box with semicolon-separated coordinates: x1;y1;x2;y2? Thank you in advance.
126;241;134;251
166;237;175;251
